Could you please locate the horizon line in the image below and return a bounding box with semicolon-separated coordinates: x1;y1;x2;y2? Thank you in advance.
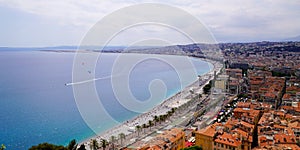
0;40;300;49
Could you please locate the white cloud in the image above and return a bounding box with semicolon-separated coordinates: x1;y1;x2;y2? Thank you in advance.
0;0;299;46
0;0;132;28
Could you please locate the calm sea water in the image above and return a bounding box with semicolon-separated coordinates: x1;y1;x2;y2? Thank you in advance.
0;51;211;149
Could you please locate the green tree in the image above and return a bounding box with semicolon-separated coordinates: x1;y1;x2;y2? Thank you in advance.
110;136;116;150
118;133;126;146
167;110;173;118
203;83;212;94
135;125;142;137
198;94;202;99
182;145;203;150
90;139;99;150
0;144;6;150
100;138;108;150
29;143;67;150
171;107;176;113
163;114;168;121
148;120;153;131
142;123;147;133
67;139;77;150
153;115;159;126
159;115;165;123
77;144;86;150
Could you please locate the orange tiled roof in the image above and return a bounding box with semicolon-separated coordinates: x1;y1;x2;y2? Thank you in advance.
264;92;276;99
273;124;286;129
274;133;297;144
276;144;300;150
236;102;251;108
286;86;300;92
196;123;221;137
157;128;184;144
258;135;274;148
214;132;242;147
282;93;292;100
224;118;239;129
233;128;253;142
240;121;255;129
274;111;285;117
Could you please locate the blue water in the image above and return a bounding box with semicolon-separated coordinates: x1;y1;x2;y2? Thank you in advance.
0;51;211;149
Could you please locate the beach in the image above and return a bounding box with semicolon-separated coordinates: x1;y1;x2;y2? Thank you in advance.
81;58;223;148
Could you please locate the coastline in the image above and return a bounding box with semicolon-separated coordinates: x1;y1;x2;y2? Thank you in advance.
80;57;223;148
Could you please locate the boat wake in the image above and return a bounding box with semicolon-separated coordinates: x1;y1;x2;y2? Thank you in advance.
65;75;114;86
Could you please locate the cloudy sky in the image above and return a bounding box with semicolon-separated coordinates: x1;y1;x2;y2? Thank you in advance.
0;0;300;47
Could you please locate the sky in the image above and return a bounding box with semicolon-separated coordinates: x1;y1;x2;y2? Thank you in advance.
0;0;300;47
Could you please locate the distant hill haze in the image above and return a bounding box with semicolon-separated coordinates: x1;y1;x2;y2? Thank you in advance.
283;35;300;41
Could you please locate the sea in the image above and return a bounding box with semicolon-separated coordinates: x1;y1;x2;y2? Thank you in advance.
0;51;212;149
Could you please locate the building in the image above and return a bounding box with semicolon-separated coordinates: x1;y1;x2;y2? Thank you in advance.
215;75;229;92
226;69;243;94
195;123;219;150
256;110;300;149
128;128;185;150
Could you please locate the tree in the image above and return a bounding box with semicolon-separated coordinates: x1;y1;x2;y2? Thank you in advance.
135;125;142;137
29;143;67;150
167;110;173;118
163;114;168;121
183;146;203;150
237;93;248;99
153;115;159;126
100;138;108;150
171;107;176;113
67;139;77;150
142;123;147;133
0;144;6;150
90;139;99;150
203;83;212;94
159;115;165;123
118;133;126;146
148;120;153;131
110;136;116;150
77;144;86;150
198;94;202;99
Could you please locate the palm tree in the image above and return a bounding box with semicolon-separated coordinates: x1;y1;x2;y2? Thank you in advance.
67;139;77;150
198;94;202;99
148;120;153;131
171;107;176;113
90;139;99;150
159;115;165;123
167;110;173;117
163;114;168;121
135;125;142;137
153;115;159;126
0;144;6;150
77;144;86;150
110;136;116;150
118;133;126;146
100;138;108;150
142;123;147;133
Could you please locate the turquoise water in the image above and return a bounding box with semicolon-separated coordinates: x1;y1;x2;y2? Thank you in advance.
0;51;211;149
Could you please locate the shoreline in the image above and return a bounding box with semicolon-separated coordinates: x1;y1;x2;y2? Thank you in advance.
80;57;223;147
